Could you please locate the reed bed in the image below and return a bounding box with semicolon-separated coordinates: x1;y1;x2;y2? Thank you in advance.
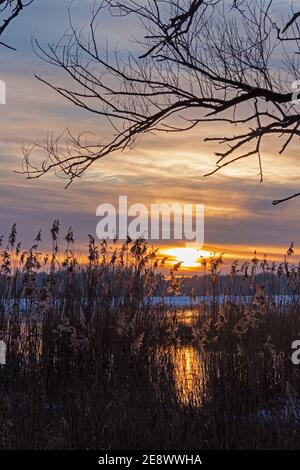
0;223;300;449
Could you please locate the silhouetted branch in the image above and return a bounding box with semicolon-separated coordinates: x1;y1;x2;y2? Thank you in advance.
21;1;300;203
273;193;300;205
282;11;300;34
0;0;33;49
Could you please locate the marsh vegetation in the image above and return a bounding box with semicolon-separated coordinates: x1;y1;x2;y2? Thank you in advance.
0;223;300;449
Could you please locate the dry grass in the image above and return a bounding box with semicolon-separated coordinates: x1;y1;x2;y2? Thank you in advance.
0;223;300;449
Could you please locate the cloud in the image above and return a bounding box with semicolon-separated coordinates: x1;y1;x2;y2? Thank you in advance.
0;0;299;260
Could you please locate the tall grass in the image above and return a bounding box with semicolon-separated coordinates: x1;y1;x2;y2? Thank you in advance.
0;223;300;449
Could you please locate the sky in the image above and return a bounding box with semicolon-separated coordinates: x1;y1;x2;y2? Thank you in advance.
1;0;300;272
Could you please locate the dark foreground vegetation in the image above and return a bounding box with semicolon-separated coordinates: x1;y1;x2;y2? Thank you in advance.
0;223;300;449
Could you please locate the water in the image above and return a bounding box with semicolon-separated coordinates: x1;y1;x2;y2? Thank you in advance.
155;309;204;407
168;345;203;407
151;295;300;306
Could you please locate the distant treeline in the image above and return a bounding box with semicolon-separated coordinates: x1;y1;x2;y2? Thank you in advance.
179;273;300;297
1;270;299;301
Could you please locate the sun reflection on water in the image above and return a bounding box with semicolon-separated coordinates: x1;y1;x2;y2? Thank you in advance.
154;310;204;406
170;345;203;407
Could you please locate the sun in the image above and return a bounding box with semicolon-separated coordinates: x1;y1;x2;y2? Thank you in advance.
160;247;213;268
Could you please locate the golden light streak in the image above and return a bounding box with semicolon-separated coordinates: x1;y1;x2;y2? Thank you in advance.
160;247;214;268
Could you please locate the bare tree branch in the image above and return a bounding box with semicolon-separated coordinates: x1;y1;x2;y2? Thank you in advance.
282;11;300;34
22;0;300;203
273;192;300;205
0;0;33;49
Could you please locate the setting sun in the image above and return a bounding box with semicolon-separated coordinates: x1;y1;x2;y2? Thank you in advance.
160;247;213;268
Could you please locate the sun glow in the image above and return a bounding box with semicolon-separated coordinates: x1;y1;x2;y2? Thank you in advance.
161;247;213;268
